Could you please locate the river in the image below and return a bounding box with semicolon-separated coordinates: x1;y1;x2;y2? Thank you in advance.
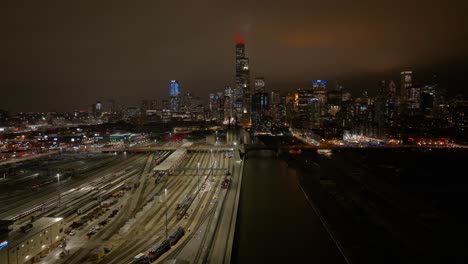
232;149;346;263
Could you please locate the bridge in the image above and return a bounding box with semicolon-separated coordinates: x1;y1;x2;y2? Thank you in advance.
97;144;459;155
242;144;455;155
98;146;236;153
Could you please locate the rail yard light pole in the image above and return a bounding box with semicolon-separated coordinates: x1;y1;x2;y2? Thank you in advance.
197;162;200;176
57;173;61;208
164;188;168;240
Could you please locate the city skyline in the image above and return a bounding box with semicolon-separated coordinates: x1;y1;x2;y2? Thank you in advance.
2;1;468;112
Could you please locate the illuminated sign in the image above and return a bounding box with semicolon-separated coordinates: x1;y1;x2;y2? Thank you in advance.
312;80;328;85
0;241;8;251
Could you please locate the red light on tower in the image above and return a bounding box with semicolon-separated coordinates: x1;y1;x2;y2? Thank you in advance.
235;34;245;45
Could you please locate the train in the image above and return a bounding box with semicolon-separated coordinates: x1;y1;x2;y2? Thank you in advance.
168;226;185;246
154;151;171;166
77;200;99;215
148;239;171;261
176;197;189;210
221;177;231;189
176;197;193;220
132;253;150;264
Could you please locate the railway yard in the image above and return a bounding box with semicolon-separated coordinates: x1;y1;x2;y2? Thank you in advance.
0;142;240;264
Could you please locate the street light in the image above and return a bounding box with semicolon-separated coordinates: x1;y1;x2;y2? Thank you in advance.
164;188;168;240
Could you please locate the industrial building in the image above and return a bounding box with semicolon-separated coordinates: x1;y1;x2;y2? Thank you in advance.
0;217;64;264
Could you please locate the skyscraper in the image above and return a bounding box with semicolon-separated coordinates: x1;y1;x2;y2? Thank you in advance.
93;101;102;118
401;71;420;110
254;77;266;93
400;71;413;100
169;80;180;97
251;92;270;131
234;37;250;123
169;80;180;112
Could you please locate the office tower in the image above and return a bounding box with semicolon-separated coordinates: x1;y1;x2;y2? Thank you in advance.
254;77;266;93
224;85;233;124
234;37;250;123
209;93;224;121
296;88;319;129
420;85;436;117
169;80;180;112
327;89;342;117
251;92;270;130
400;71;412;98
93;101;102;118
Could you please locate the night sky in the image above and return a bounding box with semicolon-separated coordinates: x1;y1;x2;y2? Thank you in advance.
2;0;468;112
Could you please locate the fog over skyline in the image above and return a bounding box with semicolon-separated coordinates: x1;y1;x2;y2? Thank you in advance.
1;0;468;112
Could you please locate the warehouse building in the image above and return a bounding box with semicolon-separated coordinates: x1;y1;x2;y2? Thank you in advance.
0;217;64;264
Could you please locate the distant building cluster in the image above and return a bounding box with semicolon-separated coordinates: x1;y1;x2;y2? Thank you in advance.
0;41;467;142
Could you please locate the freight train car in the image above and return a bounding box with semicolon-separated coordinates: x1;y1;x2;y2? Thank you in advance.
169;227;185;246
148;239;171;261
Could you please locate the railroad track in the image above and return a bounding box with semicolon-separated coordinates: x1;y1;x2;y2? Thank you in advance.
102;152;219;264
1;155;144;220
100;168;198;263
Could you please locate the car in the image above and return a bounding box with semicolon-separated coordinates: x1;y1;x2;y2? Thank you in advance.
69;231;76;236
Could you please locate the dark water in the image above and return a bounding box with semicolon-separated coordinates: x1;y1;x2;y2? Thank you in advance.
293;148;468;264
232;150;346;264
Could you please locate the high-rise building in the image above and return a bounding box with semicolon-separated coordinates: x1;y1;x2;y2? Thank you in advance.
234;37;250;123
420;85;436;117
169;80;180;97
401;71;420;110
254;77;266;93
312;80;328;105
224;85;234;124
251;92;270;130
296;88;320;128
169;80;180;112
209;93;224;121
93;101;102;118
400;71;412;98
312;80;328;126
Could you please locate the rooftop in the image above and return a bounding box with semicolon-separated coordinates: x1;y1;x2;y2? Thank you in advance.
7;217;63;248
